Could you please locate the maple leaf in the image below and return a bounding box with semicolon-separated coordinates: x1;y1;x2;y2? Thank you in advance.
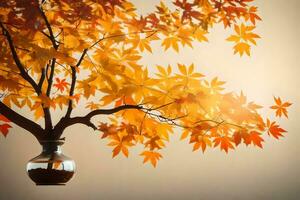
162;37;180;52
0;123;12;137
243;131;264;148
98;123;118;139
233;42;251;56
193;28;208;42
107;132;134;158
145;136;164;150
64;35;80;48
192;135;212;153
53;78;70;93
246;6;262;25
110;143;129;158
213;136;234;153
247;101;263;111
227;23;260;56
140;151;162;167
180;130;190;140
233;131;242;146
204;77;225;93
267;119;286;139
85;102;101;110
270;96;292;118
0;115;10;123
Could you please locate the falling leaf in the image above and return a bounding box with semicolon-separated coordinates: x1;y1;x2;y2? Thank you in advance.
267;119;286;139
270;96;292;118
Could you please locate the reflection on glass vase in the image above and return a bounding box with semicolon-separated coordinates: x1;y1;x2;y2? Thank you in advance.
26;140;75;185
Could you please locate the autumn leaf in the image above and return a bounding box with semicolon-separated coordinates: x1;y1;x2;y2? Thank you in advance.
193;28;208;42
244;131;264;148
107;131;134;158
110;143;129;158
270;96;292;118
64;35;80;48
85;102;101;110
162;37;180;52
204;77;225;93
0;115;10;123
180;130;190;140
53;78;70;93
233;42;251;56
213;136;234;153
248;101;263;110
192;135;212;153
140;151;162;167
267;119;286;139
246;6;262;25
0;123;12;137
98;123;118;139
227;23;260;56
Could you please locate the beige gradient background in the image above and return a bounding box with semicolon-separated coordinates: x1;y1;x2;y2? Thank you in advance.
0;0;299;199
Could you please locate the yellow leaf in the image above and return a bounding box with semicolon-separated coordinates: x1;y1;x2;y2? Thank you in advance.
162;37;179;52
180;130;189;140
178;64;187;75
234;42;251;56
64;35;80;48
140;151;162;167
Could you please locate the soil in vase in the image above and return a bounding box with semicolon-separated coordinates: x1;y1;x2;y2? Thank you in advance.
27;168;74;185
26;140;76;185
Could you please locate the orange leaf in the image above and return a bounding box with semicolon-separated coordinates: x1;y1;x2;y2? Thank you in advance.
270;96;292;118
53;78;70;93
244;131;264;148
0;115;10;122
121;145;129;157
213;136;234;153
234;42;250;56
112;145;122;158
233;131;242;146
140;151;162;167
180;130;189;140
0;123;12;137
267;119;286;139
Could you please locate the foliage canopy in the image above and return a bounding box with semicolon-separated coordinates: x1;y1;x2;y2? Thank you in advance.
0;0;291;167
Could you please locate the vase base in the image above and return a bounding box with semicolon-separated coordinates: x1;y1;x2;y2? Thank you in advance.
36;183;66;186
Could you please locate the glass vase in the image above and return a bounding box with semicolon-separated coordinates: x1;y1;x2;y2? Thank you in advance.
26;140;75;185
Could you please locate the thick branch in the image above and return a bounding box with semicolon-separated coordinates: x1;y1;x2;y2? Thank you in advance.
0;101;44;140
85;104;143;119
54;104;143;137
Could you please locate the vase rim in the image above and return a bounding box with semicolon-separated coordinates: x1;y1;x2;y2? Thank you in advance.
39;140;65;145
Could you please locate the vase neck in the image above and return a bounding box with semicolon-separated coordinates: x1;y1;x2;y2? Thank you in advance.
40;140;64;153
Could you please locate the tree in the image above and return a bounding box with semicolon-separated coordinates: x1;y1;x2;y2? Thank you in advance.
0;0;292;167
